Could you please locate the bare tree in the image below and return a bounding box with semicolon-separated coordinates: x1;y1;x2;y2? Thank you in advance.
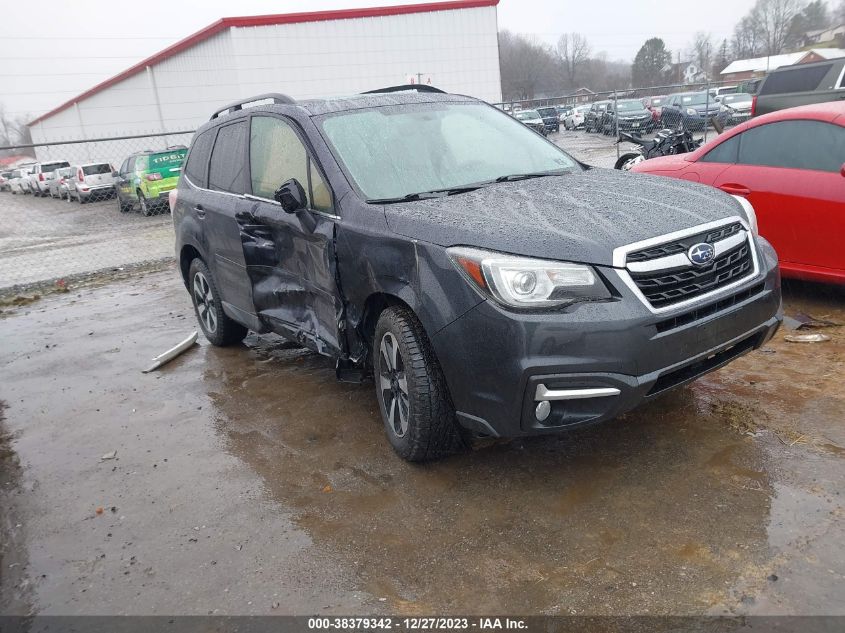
498;30;556;100
750;0;802;55
690;32;714;79
732;15;763;58
557;33;591;90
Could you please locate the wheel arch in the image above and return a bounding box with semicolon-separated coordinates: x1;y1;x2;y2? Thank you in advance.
179;244;203;288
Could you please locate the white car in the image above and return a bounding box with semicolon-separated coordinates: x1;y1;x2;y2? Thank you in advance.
563;105;590;130
8;167;34;194
27;160;71;197
67;162;118;203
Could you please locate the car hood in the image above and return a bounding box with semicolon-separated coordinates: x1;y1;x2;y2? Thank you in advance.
382;168;742;267
619;109;651;117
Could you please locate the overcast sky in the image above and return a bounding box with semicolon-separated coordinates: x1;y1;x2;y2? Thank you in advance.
0;0;758;121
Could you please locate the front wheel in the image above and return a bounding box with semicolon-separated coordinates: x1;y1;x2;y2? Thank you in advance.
373;307;467;462
188;258;248;346
615;152;644;171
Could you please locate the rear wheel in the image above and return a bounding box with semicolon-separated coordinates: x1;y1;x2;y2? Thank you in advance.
188;258;247;346
138;191;152;216
373;306;467;462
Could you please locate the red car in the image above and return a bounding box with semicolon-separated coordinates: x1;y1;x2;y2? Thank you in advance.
632;102;845;284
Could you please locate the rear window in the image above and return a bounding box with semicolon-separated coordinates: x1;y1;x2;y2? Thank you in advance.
82;163;112;176
42;162;69;172
148;150;187;169
759;64;832;95
536;107;556;116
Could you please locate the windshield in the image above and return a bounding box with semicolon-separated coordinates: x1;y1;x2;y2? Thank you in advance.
319;102;580;201
82;163;113;176
515;110;541;120
616;101;643;111
722;94;752;104
680;93;710;106
536;108;556;116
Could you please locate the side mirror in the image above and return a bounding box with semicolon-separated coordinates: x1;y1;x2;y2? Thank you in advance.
112;170;119;177
841;163;845;178
274;178;307;213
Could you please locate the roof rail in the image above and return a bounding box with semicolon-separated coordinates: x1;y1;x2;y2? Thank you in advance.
361;84;446;95
210;93;296;120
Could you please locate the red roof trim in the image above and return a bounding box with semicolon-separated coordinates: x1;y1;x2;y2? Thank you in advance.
29;0;498;126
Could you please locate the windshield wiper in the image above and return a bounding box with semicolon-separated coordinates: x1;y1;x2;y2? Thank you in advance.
366;184;484;205
494;170;569;183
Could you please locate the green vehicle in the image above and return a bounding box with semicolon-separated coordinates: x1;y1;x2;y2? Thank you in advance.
116;147;187;215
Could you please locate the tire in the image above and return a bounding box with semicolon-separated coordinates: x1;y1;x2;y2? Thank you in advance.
188;258;247;347
615;152;644;171
373;306;467;462
138;191;152;216
116;192;130;213
78;193;86;204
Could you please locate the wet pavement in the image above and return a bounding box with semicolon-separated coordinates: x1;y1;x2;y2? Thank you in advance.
1;269;843;616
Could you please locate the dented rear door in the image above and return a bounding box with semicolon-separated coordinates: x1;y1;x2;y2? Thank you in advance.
239;114;344;357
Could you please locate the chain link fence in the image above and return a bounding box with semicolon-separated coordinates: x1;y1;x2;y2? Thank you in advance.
0;131;194;294
0;79;752;295
494;79;750;160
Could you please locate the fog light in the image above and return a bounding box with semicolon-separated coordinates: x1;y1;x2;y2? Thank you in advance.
535;400;551;421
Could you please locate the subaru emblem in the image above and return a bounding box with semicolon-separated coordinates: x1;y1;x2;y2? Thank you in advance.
688;242;715;266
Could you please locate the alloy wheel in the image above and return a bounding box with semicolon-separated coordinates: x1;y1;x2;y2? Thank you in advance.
378;332;409;438
192;271;217;334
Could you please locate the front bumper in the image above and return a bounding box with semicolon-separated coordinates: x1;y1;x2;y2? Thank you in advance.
432;238;781;438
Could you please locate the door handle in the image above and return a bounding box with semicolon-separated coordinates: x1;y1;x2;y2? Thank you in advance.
719;184;751;196
194;204;206;218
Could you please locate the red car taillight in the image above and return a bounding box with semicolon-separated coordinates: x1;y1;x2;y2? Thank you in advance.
751;95;757;117
146;173;162;181
77;168;84;182
39;173;44;181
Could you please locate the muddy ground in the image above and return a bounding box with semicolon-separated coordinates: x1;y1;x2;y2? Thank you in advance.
1;267;843;617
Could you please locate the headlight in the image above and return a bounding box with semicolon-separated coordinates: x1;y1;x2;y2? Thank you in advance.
686;108;698;116
448;247;612;309
732;196;759;236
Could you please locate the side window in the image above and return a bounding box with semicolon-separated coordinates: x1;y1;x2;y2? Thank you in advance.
119;159;129;174
126;157;136;173
184;129;214;187
250;115;332;212
738;120;845;172
208;121;248;193
700;134;740;164
839;67;845;88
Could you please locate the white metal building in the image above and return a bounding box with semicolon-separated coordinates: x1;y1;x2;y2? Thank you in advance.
28;0;501;150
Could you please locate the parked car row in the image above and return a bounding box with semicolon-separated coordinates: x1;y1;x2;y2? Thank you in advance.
1;146;187;216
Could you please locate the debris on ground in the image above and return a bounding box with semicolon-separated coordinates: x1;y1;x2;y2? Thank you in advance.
784;333;832;343
142;331;198;373
784;312;841;330
100;451;117;461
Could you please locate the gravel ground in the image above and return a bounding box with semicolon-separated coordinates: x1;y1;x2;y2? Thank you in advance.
1;269;843;617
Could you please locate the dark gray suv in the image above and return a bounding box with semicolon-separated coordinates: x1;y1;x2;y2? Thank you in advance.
172;87;782;461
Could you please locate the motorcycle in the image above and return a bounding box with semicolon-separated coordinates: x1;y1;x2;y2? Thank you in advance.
613;125;702;170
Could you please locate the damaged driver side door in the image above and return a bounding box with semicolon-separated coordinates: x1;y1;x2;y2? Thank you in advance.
237;114;344;357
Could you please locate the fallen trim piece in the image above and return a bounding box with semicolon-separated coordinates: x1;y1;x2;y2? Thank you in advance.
142;331;198;373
